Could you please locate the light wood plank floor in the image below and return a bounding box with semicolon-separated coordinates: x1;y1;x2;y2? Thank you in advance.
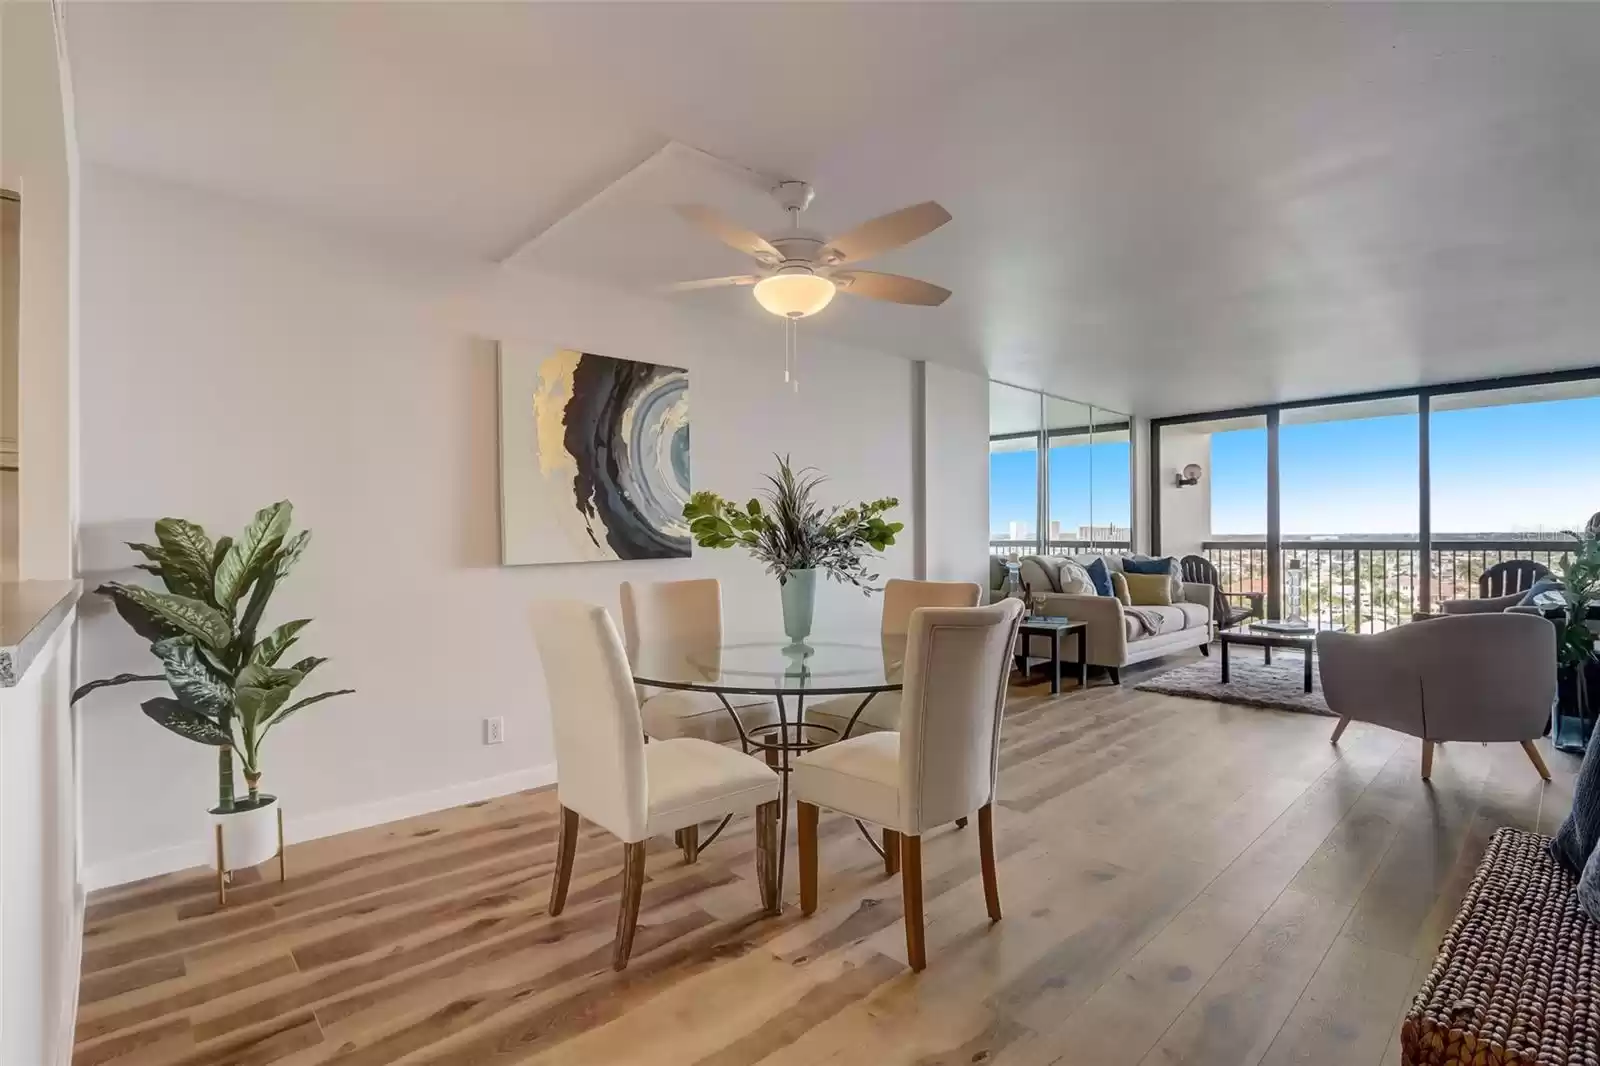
74;653;1580;1066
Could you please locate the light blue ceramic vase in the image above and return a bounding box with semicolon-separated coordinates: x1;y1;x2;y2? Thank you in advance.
780;568;817;646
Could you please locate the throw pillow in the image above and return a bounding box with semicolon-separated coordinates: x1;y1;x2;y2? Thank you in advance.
1124;572;1174;606
1058;560;1096;596
1018;557;1061;595
1109;571;1133;606
1084;557;1115;598
1125;554;1186;602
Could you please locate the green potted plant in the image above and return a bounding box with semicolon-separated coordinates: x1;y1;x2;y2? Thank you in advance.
1554;528;1600;751
74;501;353;877
683;455;903;645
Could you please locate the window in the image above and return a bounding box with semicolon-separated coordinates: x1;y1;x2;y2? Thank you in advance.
1154;367;1600;624
1430;381;1600;599
990;384;1129;557
1046;397;1093;553
989;382;1040;555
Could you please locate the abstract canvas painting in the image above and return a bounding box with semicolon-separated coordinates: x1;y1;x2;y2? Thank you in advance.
498;343;690;564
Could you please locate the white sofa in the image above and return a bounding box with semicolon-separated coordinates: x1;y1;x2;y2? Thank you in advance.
1015;554;1214;683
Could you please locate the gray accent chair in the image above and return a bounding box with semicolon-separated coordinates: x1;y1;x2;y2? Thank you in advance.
1316;612;1556;781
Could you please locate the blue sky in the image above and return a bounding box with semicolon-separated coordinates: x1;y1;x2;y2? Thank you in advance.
990;440;1130;537
991;395;1600;539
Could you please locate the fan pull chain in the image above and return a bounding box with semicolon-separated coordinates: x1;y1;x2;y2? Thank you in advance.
783;316;800;393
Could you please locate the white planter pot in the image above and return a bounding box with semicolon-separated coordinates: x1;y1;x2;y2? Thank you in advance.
210;796;281;873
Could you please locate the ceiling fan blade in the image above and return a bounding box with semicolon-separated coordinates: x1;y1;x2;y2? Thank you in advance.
663;275;761;292
835;270;951;307
673;205;781;263
820;201;951;264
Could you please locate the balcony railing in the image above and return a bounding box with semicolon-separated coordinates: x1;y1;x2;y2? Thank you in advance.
989;539;1132;557
1202;539;1574;632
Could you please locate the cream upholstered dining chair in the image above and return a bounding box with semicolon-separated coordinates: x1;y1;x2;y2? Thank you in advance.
531;601;781;971
620;579;779;749
804;579;983;739
793;598;1024;971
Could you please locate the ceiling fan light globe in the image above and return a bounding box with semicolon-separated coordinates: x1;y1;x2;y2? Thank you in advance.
753;273;836;319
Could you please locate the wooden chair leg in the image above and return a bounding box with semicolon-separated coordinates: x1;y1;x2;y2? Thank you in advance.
795;801;817;916
612;841;647;971
1521;740;1553;782
901;834;926;972
978;803;1002;923
1421;740;1435;781
1330;716;1352;745
883;829;901;876
549;806;579;916
679;823;700;864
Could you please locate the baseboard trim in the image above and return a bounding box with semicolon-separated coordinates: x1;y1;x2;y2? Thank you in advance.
83;763;558;891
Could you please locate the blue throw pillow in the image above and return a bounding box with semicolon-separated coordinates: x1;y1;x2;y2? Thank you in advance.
1518;577;1564;606
1084;557;1115;598
1123;555;1176;576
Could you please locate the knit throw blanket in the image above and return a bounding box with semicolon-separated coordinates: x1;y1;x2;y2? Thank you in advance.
1124;605;1171;638
1552;720;1600;921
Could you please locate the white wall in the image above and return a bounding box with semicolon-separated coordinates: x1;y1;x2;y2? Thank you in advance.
2;196;19;581
914;361;989;591
77;165;922;886
1131;416;1151;554
0;612;79;1066
1;0;78;581
1157;428;1211;557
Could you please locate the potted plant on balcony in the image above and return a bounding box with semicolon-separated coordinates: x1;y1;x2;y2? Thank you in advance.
1554;528;1600;751
683;455;902;646
73;501;353;891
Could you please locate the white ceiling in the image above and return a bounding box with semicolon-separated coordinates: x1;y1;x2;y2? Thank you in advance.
63;2;1600;416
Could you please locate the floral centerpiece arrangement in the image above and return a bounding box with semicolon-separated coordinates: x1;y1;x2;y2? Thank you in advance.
683;455;902;644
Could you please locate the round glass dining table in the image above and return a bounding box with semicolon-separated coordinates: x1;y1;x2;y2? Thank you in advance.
629;635;906;901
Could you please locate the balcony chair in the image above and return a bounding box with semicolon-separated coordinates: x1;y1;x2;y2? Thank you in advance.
1180;554;1263;631
1316;612;1556;781
794;599;1025;971
531;601;781;970
1438;558;1553;615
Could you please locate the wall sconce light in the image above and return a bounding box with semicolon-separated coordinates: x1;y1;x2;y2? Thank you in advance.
1175;463;1203;488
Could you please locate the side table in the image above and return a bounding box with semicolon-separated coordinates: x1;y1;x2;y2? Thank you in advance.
1015;616;1088;695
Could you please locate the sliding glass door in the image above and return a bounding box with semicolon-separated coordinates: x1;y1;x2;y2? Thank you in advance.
1155;414;1267;607
1279;398;1419;631
1430;380;1600;599
1153;367;1600;623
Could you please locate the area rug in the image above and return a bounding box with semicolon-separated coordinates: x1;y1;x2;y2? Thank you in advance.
1136;649;1333;717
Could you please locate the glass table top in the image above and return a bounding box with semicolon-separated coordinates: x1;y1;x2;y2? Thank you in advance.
1231;619;1344;640
630;634;906;695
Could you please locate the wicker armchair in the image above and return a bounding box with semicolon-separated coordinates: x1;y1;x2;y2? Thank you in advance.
1180;554;1261;630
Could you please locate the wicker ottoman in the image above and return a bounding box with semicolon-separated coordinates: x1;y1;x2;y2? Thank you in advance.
1402;827;1598;1066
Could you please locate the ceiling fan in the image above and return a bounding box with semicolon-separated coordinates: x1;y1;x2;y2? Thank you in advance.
667;181;952;319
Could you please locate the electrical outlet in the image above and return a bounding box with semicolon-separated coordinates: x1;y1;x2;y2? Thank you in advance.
483;717;505;745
